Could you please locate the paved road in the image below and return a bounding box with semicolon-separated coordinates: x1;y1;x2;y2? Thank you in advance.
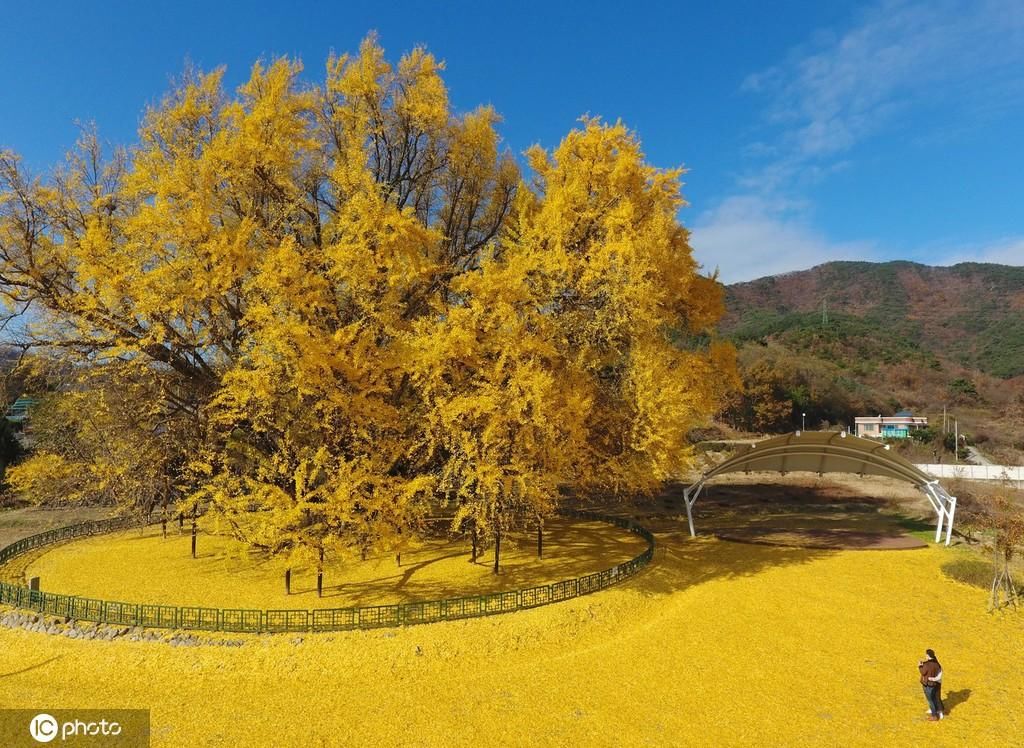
966;446;995;466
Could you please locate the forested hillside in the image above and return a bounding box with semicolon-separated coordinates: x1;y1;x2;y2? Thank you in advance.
724;261;1024;377
716;261;1024;463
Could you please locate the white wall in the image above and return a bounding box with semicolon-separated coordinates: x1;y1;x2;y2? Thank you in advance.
916;464;1024;482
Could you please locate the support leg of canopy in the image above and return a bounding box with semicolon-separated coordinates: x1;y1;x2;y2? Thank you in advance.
944;496;957;546
683;481;704;538
921;481;956;546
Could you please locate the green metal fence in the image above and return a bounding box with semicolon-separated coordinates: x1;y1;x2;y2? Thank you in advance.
0;510;655;634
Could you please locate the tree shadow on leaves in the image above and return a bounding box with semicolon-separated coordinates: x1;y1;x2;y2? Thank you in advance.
631;529;832;597
583;480;920;597
0;654;62;680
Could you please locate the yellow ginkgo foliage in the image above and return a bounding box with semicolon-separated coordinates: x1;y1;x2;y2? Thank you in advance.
0;36;735;567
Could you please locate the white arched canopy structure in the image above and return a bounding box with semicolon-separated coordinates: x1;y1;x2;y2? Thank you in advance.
684;431;957;545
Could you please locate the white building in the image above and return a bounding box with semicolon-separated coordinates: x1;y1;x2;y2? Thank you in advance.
855;411;928;439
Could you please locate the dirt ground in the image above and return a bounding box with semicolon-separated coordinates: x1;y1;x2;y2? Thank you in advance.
0;505;116;550
590;472;938;548
0;473;935;553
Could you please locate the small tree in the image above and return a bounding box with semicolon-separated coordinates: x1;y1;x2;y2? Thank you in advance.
985;495;1023;611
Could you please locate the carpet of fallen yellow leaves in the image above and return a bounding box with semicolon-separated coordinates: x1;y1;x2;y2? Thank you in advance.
15;518;646;608
1;525;1021;747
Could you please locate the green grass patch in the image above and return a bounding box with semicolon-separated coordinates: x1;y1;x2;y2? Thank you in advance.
942;557;1023;591
892;515;935;541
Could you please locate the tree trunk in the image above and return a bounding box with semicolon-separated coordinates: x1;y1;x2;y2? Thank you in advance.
471;523;478;563
317;547;325;598
990;564;1019;611
493;527;501;574
315;545;323;598
537;518;543;558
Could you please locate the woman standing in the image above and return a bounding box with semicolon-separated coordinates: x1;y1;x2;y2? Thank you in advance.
918;648;944;721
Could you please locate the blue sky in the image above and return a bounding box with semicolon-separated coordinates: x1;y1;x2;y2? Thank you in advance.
2;0;1022;282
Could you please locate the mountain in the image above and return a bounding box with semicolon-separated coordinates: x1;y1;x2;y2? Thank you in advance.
715;261;1024;463
721;261;1024;378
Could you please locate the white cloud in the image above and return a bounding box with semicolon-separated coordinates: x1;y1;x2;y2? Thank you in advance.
690;197;1024;283
694;0;1024;281
745;0;1024;175
690;196;878;283
935;237;1024;267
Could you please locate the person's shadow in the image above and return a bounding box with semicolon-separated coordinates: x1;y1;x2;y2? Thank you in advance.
944;689;971;714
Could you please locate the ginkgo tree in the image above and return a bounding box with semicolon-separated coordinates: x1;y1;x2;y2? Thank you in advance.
0;35;735;571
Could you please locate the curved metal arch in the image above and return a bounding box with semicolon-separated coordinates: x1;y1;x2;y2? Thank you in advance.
684;431;957;546
707;445;928;484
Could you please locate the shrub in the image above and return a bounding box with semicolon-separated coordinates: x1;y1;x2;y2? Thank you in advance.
949;377;979;400
911;426;938;444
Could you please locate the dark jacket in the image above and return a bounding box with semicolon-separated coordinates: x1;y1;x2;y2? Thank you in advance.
919;659;940;686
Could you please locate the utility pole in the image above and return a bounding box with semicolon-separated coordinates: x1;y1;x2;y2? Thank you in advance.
942;405;947;434
954;419;959;464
